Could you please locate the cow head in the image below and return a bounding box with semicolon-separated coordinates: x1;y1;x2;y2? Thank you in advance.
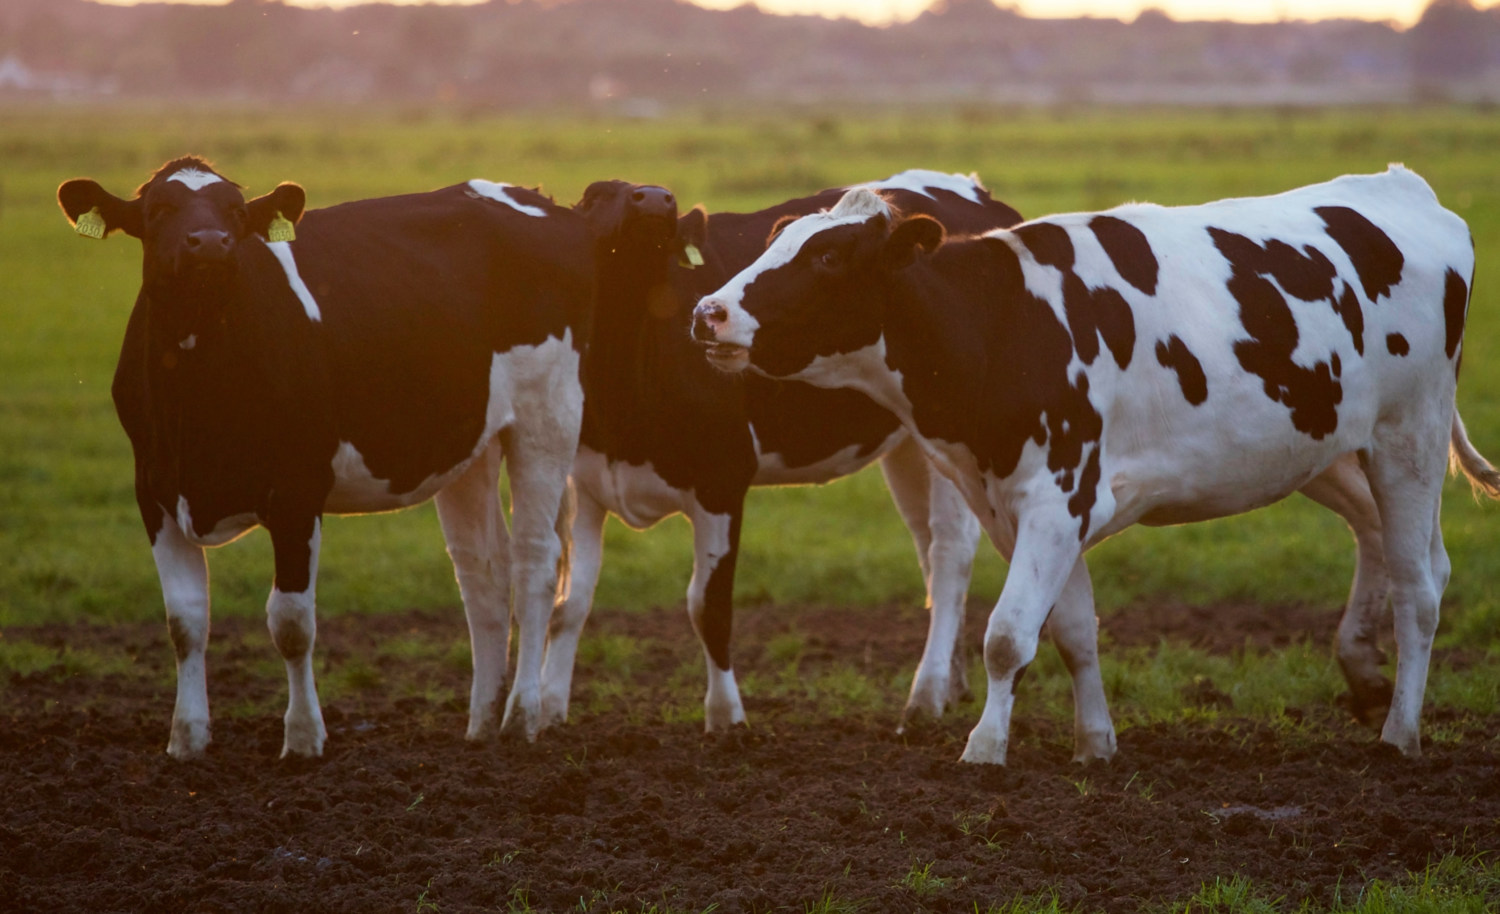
574;180;680;260
58;156;305;291
691;188;943;379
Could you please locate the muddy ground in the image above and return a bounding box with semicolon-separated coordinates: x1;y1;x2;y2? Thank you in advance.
2;600;1497;913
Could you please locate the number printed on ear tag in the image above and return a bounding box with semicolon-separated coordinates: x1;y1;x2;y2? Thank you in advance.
267;213;296;243
75;207;106;240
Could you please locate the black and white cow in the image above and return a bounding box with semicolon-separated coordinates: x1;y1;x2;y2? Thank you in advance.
693;166;1499;763
538;171;1023;732
58;157;591;759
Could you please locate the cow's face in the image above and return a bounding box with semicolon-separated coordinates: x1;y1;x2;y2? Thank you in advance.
575;180;679;259
692;188;943;379
58;156;305;291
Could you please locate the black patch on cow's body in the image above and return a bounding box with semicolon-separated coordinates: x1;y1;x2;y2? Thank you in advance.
886;236;1103;542
1386;333;1410;357
1089;215;1159;295
1316;205;1405;301
1067;446;1103;541
1209;227;1346;439
1015;222;1074;269
1444;268;1469;359
1333;283;1366;356
1018;222;1136;370
1154;335;1208;405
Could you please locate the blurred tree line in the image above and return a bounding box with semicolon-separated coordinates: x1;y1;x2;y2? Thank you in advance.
1;0;1498;106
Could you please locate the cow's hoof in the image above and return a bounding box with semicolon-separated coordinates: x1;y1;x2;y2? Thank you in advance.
166;719;211;760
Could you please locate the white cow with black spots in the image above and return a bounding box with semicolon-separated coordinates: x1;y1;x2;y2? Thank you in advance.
693;165;1498;764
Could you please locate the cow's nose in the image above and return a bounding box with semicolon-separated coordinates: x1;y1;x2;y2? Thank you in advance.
631;186;677;219
692;299;727;341
184;229;232;262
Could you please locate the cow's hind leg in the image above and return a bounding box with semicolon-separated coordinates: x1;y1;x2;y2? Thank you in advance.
1046;557;1116;763
1298;453;1393;726
685;500;746;731
434;440;512;740
881;437;980;728
1363;419;1451;758
498;399;581;741
266;514;327;758
539;489;609;727
151;513;212;759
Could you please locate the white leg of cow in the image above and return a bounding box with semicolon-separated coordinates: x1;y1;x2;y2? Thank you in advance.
1045;557;1116;763
539;489;608;727
434;440;512;741
266;518;326;758
685;501;746;731
1298;453;1393;725
881;438;980;726
1364;426;1449;758
962;514;1083;765
498;413;579;741
151;513;212;760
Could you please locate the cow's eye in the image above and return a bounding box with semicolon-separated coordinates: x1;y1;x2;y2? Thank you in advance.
148;202;176;222
818;249;841;268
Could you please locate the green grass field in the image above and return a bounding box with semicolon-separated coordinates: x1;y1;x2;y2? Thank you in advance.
3;103;1500;913
6;104;1500;644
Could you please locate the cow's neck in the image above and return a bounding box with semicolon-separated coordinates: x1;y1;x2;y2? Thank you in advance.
586;256;685;404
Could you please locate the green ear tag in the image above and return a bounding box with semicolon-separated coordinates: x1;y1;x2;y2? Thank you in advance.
267;213;296;243
679;243;704;269
75;207;106;240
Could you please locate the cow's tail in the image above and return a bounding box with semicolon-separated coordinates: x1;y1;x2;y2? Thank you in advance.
553;476;577;606
1449;409;1500;500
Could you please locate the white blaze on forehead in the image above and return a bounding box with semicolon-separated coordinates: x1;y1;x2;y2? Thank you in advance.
167;169;224;191
265;241;323;322
711;186;893;320
867;169;985;204
467;179;547;217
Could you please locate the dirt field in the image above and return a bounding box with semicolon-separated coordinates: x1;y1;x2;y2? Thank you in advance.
2;601;1497;913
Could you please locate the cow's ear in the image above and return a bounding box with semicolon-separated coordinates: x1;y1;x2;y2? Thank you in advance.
677;204;709;268
767;213;798;247
57;179;142;240
247;182;306;238
882;215;944;270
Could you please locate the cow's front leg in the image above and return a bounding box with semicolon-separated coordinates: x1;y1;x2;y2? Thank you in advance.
962;514;1082;765
267;514;326;758
150;511;212;759
1046;557;1116;762
686;500;745;731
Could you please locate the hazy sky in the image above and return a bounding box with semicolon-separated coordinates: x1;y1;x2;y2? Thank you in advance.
92;0;1443;28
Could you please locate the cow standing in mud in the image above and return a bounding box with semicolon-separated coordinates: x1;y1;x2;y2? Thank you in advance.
59;158;591;758
693;166;1499;763
538;172;1024;733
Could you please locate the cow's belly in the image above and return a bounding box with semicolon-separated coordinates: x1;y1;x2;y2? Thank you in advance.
750;425;904;486
572;447;688;530
1106;437;1351;532
325;439;476;514
325;335;580;516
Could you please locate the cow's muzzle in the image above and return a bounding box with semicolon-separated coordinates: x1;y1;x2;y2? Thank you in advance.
692;298;751;372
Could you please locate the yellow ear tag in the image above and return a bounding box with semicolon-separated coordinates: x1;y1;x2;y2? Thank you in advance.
267;213;296;243
679;243;704;269
75;207;106;240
